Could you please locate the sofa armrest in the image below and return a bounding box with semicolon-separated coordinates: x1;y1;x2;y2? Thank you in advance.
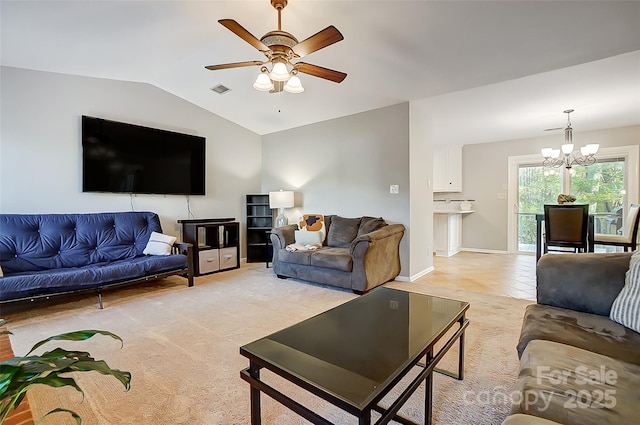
349;224;405;292
349;224;405;254
270;225;297;250
536;252;632;316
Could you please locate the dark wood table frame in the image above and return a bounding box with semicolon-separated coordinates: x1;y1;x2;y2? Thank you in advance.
240;312;469;425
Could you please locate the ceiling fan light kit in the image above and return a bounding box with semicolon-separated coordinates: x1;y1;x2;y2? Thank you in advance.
206;0;346;94
541;109;600;169
283;74;304;93
253;68;274;91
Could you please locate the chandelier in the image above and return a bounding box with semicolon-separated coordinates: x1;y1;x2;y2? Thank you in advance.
541;109;599;169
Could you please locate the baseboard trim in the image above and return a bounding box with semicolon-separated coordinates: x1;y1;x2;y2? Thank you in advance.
394;266;435;283
461;248;509;255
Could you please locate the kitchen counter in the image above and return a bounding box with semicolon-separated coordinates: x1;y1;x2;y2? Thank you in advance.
433;210;475;257
433;209;475;214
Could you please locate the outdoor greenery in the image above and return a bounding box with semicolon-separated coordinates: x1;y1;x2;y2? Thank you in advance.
0;320;131;424
572;161;624;213
517;160;625;250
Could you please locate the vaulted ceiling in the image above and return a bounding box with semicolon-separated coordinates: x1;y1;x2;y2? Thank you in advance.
2;1;639;143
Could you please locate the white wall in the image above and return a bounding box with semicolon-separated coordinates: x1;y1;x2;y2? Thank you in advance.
409;100;434;279
261;103;413;278
445;125;640;251
0;66;262;256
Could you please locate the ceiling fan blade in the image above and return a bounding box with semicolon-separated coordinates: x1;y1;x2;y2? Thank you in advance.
296;62;347;83
219;19;269;52
205;61;264;71
292;26;343;58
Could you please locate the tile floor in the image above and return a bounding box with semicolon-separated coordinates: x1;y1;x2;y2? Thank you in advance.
418;251;537;301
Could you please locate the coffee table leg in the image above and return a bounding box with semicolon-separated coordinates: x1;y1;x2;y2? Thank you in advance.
359;411;371;425
425;349;434;425
249;362;261;424
458;315;465;380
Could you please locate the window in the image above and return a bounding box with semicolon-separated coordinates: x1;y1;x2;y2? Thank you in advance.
507;146;638;254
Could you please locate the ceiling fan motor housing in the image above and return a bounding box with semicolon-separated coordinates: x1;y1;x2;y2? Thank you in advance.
261;31;299;60
271;0;287;10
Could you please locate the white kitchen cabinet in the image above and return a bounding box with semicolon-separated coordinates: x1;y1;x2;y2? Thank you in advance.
433;146;462;192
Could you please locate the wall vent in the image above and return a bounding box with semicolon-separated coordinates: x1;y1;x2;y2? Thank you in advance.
210;84;231;94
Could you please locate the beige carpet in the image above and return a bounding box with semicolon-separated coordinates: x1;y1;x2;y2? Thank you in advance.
2;264;532;425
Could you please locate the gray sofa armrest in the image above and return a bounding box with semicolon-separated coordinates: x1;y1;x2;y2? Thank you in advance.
349;224;405;292
536;252;632;316
270;225;298;250
349;224;405;254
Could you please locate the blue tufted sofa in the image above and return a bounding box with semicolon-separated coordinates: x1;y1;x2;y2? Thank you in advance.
0;211;193;308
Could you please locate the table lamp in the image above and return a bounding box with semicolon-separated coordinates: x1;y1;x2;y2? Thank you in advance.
269;190;295;227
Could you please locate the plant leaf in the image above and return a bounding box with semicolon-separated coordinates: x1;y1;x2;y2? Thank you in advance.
37;407;82;425
67;361;131;391
28;376;85;396
27;330;124;355
0;365;21;396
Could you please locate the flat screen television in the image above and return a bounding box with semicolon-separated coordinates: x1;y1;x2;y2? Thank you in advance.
82;115;206;195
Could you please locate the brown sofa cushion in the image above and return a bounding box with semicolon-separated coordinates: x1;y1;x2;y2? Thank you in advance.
517;304;640;366
310;248;353;272
326;216;362;248
502;414;562;425
357;216;386;237
279;249;313;266
513;340;640;425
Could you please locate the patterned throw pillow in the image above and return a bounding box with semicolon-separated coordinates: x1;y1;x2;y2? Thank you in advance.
294;230;323;247
610;250;640;333
143;231;177;256
298;214;326;243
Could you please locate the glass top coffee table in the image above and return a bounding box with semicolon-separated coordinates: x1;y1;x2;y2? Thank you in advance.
240;286;470;425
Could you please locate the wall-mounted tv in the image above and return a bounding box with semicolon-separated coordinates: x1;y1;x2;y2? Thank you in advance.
82;115;206;196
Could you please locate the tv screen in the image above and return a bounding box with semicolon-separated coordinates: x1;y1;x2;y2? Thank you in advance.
82;115;205;195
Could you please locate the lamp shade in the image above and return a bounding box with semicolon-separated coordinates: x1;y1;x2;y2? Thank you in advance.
253;72;274;91
269;62;290;82
269;190;294;209
284;75;304;93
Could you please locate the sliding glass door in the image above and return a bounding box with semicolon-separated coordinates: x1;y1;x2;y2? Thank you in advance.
571;158;625;237
516;164;561;252
508;146;638;254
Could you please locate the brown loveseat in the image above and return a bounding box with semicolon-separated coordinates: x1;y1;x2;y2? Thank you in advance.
503;251;640;425
269;215;405;293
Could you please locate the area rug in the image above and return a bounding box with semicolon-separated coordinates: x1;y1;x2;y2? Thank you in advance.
2;264;532;425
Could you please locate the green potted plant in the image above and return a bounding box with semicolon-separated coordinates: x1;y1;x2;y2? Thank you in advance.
0;319;131;424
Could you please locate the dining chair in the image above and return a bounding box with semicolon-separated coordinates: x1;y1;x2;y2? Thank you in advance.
593;203;640;252
543;204;590;255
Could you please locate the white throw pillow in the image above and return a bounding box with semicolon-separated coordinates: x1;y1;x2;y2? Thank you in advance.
294;230;323;247
143;231;177;256
0;266;3;278
610;250;640;333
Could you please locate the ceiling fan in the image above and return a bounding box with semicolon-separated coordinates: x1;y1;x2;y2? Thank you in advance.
205;0;347;93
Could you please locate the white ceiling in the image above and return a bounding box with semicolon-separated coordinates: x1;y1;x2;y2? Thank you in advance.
2;0;640;142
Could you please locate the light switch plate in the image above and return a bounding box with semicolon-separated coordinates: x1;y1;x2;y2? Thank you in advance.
390;185;399;194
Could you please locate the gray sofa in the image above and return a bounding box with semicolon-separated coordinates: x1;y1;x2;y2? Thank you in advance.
270;215;405;293
503;252;640;425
